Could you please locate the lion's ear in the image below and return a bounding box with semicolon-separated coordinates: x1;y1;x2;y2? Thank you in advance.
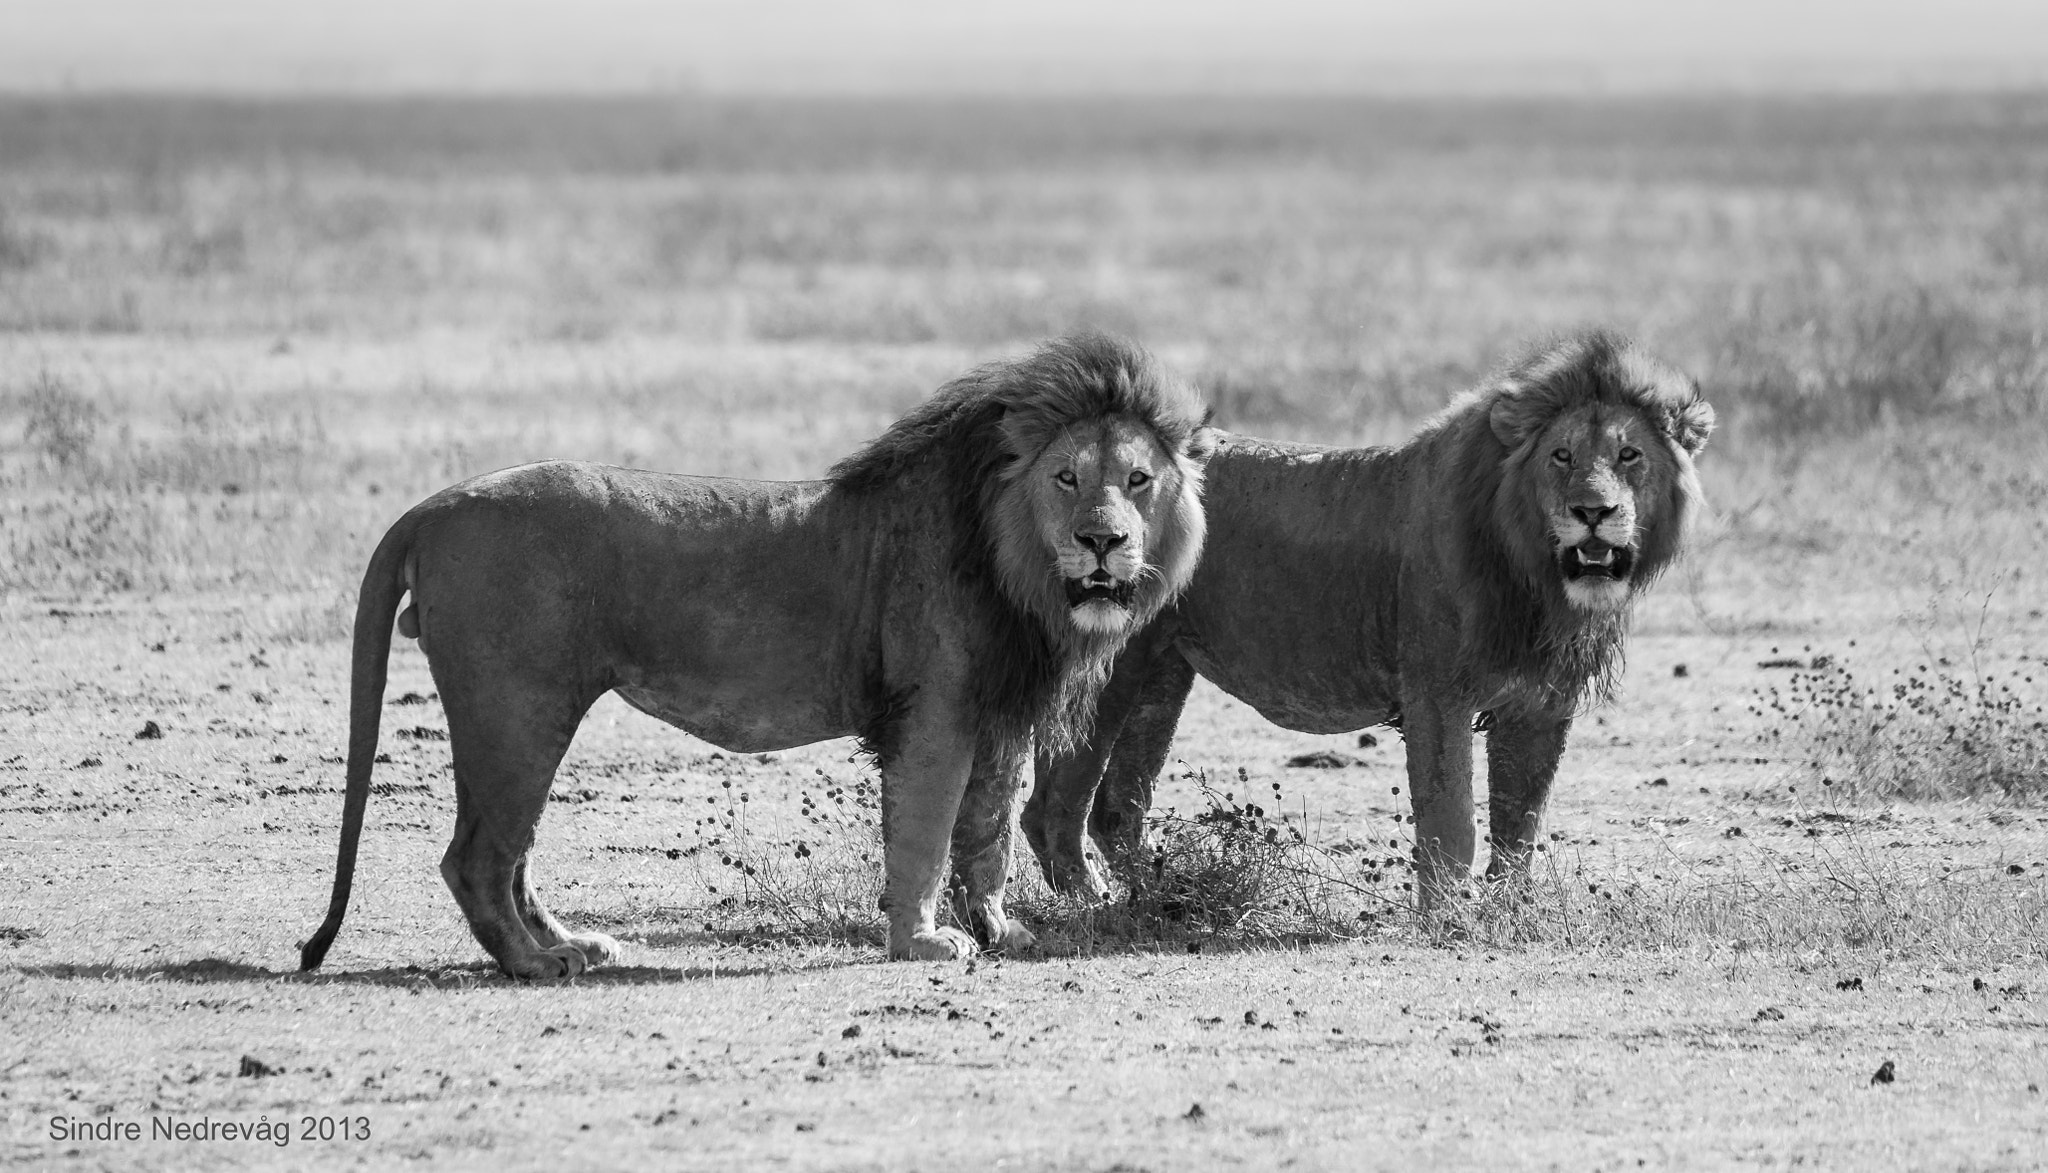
1184;422;1221;464
1487;381;1544;449
1668;395;1715;456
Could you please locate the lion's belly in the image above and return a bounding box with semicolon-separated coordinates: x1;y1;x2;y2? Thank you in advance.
1178;641;1397;735
611;677;846;753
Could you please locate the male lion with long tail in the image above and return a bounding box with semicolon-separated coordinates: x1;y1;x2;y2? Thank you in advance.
300;335;1216;977
1022;332;1712;907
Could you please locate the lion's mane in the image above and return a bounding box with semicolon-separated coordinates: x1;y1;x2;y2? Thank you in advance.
1436;331;1713;708
831;334;1212;758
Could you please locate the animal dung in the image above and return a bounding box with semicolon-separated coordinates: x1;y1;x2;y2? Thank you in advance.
1285;750;1360;769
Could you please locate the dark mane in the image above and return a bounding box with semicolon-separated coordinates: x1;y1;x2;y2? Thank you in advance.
830;334;1212;759
1434;330;1713;710
829;333;1208;492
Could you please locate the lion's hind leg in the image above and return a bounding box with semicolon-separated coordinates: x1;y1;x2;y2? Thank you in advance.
439;678;606;979
1088;646;1196;886
949;739;1036;954
513;856;622;968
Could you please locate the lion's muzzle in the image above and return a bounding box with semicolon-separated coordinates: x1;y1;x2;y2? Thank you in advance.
1559;540;1636;582
1064;571;1136;609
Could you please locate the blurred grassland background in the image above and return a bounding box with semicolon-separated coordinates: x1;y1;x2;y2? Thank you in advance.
2;92;2046;628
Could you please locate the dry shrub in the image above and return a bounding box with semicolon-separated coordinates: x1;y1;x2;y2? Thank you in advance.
1755;590;2048;802
1761;654;2048;802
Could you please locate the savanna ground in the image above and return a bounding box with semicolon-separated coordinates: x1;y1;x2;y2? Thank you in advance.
3;93;2048;1168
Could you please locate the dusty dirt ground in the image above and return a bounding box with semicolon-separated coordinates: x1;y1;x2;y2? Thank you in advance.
5;597;2046;1170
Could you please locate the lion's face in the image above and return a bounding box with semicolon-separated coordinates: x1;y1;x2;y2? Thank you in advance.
1521;395;1708;613
1481;336;1713;618
1009;414;1205;637
1525;403;1650;611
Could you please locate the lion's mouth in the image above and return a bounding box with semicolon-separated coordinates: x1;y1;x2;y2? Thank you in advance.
1559;541;1636;582
1065;572;1135;609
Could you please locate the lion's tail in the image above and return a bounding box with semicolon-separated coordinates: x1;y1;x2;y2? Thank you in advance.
298;506;426;972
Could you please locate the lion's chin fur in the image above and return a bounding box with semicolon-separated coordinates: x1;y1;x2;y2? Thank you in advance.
1066;599;1134;636
1562;576;1632;613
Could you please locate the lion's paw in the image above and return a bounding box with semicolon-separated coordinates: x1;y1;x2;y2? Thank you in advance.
504;944;589;980
986;919;1037;955
1045;857;1113;905
890;926;979;962
565;932;622;968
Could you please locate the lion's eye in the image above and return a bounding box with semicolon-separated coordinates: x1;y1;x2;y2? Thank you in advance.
1618;446;1641;463
1550;448;1572;466
1127;469;1151;489
1055;469;1078;488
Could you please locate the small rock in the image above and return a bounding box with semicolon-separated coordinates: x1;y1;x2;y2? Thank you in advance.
1836;977;1863;991
1672;664;1689;678
841;1024;861;1039
135;721;163;740
1870;1059;1895;1085
1356;732;1379;749
1754;1006;1785;1022
1184;1103;1205;1121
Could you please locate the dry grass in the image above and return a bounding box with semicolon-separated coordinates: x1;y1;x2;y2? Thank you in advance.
5;96;2047;615
5;96;2048;623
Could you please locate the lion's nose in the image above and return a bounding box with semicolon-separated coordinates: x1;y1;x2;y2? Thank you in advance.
1570;503;1617;528
1076;531;1128;556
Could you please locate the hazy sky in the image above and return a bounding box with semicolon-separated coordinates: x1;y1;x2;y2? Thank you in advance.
5;0;2047;92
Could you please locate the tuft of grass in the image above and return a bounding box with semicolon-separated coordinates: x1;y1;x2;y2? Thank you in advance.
19;370;101;470
1018;767;1397;954
0;203;55;271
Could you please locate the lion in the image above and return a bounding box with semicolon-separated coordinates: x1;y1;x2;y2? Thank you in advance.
299;335;1217;977
1021;331;1713;906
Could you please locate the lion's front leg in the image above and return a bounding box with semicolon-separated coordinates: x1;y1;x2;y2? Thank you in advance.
1399;692;1478;910
880;703;980;961
950;738;1036;953
1482;712;1572;882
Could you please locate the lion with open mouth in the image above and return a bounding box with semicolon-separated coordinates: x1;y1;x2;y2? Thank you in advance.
299;335;1215;977
1023;331;1713;907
